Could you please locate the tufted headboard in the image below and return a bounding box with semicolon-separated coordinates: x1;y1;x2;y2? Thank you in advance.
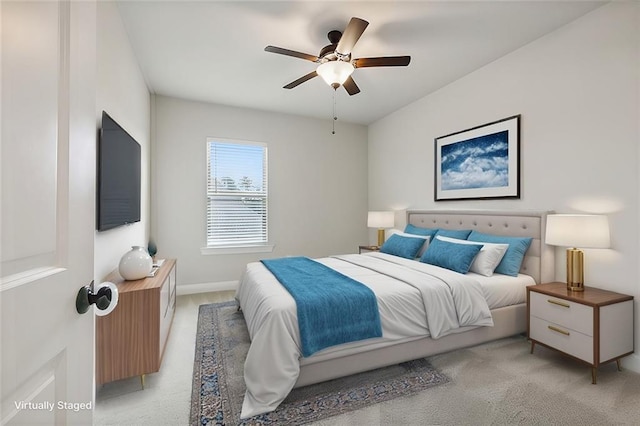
406;210;554;284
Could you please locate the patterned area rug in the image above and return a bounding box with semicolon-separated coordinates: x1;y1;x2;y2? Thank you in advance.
190;301;450;425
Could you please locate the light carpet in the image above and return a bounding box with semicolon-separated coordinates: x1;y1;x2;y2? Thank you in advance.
96;292;640;426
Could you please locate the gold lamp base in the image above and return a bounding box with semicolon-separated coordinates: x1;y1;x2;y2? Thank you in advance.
566;247;584;291
377;229;386;247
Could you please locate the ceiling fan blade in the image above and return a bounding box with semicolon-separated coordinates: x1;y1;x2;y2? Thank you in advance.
265;46;319;62
336;17;369;56
283;71;318;89
353;56;411;68
343;76;360;96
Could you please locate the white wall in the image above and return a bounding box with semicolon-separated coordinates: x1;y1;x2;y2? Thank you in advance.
151;96;368;288
369;2;640;370
95;2;151;281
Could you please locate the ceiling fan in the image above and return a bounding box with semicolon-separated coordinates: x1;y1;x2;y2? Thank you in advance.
265;17;411;96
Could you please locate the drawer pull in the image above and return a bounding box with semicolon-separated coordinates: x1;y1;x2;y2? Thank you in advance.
548;325;570;336
547;299;570;308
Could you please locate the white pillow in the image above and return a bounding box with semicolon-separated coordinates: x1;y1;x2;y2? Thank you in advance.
387;230;430;258
435;236;508;277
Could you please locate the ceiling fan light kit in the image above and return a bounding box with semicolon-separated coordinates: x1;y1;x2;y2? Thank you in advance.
316;61;354;88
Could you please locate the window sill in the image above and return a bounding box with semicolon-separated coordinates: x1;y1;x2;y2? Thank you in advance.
200;244;275;255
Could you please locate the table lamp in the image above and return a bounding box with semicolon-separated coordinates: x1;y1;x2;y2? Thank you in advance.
367;211;394;247
545;214;610;291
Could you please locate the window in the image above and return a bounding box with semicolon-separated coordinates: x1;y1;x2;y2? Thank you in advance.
205;139;268;250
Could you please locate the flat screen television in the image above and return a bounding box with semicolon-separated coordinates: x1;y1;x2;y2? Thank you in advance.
97;111;141;231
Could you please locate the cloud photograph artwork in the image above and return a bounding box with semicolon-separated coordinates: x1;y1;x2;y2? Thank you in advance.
440;130;509;190
434;114;520;201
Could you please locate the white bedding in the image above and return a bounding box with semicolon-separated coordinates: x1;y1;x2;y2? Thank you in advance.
471;271;536;309
235;252;519;418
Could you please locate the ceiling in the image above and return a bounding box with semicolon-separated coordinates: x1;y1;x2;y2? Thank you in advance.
116;1;606;125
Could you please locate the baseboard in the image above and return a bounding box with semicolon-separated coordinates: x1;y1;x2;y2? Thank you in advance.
176;280;238;296
622;352;640;373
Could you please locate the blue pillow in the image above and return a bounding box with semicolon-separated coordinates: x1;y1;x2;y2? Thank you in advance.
467;231;532;276
380;234;427;259
404;224;437;238
419;237;483;274
434;229;472;240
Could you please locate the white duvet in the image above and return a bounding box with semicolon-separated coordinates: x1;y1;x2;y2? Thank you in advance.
235;252;494;418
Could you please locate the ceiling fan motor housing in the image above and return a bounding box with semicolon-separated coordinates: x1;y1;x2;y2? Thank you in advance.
319;30;351;62
319;43;338;61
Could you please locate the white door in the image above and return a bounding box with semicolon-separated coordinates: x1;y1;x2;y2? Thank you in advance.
1;1;96;424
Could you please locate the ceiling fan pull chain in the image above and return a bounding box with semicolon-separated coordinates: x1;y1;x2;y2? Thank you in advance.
332;89;337;135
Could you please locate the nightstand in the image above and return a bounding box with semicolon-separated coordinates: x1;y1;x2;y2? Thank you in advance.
359;245;380;254
527;282;634;384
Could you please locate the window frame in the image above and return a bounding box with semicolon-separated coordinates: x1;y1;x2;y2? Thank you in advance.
200;138;273;255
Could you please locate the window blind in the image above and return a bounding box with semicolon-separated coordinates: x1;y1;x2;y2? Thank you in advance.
206;140;268;246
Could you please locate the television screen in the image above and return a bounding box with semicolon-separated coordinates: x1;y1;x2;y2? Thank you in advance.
97;111;141;231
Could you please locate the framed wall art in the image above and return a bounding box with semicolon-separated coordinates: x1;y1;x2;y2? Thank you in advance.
434;115;520;201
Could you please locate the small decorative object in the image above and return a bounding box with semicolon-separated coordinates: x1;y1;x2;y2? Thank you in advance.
119;246;152;280
435;115;520;201
148;239;158;258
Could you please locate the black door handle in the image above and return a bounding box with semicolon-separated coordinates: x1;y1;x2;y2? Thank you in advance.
76;281;119;315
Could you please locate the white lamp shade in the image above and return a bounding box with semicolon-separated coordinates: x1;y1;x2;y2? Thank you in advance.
316;61;354;86
545;214;610;248
368;211;394;229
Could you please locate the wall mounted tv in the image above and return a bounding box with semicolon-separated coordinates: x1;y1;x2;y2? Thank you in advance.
97;111;141;231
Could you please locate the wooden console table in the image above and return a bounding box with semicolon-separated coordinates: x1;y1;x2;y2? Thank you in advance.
96;259;177;387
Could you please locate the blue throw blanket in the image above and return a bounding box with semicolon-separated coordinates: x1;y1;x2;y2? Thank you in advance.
261;257;382;357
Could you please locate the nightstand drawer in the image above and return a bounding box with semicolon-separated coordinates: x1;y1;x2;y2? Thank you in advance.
530;291;593;336
530;316;594;363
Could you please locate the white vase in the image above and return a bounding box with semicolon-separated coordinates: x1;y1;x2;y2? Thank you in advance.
119;246;152;280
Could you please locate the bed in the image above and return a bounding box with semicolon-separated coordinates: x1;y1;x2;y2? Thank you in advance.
235;210;554;418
